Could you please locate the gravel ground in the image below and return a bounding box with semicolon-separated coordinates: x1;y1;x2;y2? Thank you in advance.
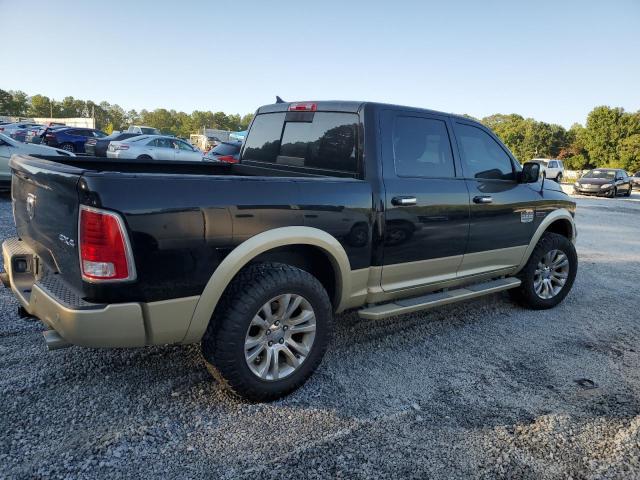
1;190;639;479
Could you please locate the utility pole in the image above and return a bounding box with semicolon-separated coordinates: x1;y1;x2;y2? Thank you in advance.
50;99;53;119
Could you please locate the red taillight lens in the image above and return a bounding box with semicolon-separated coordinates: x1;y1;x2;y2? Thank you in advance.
288;102;317;112
79;207;135;281
217;155;238;163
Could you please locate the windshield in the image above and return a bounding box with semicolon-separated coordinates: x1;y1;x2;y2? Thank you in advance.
583;170;616;179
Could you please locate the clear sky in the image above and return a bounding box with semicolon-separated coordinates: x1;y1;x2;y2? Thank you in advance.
1;0;638;127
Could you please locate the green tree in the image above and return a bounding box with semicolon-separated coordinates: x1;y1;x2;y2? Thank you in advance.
0;89;12;114
618;134;640;172
28;94;55;117
582;106;640;167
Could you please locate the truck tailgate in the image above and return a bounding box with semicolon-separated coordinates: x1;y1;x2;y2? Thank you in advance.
10;155;84;290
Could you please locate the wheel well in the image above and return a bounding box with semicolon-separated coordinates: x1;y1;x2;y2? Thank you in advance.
249;245;338;308
545;218;573;240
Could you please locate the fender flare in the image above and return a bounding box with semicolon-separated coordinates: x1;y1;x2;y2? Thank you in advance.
181;226;352;343
516;208;576;271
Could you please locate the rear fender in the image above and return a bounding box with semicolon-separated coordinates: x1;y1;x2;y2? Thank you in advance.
181;226;352;343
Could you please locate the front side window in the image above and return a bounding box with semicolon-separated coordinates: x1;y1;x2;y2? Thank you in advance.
455;123;515;180
243;112;359;173
178;140;194;151
392;116;455;178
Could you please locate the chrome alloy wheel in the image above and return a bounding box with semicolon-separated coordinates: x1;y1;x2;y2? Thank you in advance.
244;294;317;381
534;249;570;299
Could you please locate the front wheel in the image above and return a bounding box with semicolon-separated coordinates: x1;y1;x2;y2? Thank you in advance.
202;262;333;402
510;232;577;309
61;143;75;153
608;187;617;198
556;173;563;183
624;186;632;197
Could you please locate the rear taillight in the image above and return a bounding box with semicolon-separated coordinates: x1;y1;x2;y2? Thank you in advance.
45;133;55;139
288;102;317;112
79;206;135;282
217;155;238;163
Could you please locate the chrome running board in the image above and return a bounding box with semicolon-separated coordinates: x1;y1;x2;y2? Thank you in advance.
358;277;521;320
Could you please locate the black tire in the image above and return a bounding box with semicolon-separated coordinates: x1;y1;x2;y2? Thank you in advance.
202;262;333;402
556;174;563;183
624;186;632;197
509;232;577;310
608;187;617;198
61;142;75;153
137;155;152;160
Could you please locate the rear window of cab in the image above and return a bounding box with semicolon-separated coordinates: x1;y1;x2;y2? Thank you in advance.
242;112;359;174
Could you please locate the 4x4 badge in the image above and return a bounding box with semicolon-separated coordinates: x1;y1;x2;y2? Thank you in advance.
26;194;36;220
520;209;534;223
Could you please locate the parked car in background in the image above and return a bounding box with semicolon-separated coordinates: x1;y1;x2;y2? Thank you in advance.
0;122;42;141
43;127;108;153
126;125;161;135
573;168;632;197
530;158;564;182
630;171;640;187
107;135;203;161
203;140;241;163
0;132;74;188
85;132;143;157
25;122;66;144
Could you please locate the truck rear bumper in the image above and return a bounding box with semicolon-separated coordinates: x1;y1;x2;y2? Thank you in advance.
2;238;199;348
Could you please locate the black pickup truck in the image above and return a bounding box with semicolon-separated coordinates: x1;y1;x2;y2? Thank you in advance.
2;101;577;401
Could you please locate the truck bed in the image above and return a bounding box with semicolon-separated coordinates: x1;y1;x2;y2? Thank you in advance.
9;154;373;305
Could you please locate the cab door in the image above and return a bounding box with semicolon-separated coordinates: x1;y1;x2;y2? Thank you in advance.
451;121;539;276
379;110;470;292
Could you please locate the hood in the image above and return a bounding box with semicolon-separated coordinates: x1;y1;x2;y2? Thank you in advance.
21;143;75;157
577;177;612;185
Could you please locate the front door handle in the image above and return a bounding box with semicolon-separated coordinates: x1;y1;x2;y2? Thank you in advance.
392;196;417;206
473;195;493;204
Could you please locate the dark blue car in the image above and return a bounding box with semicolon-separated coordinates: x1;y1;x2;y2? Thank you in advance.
43;127;108;153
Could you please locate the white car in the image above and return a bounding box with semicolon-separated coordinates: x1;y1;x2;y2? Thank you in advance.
107;135;204;161
0;132;74;187
530;158;564;182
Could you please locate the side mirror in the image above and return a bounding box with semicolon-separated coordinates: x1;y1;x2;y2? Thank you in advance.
520;162;540;183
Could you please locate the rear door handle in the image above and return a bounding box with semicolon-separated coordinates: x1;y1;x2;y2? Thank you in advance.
473;195;493;204
391;196;417;206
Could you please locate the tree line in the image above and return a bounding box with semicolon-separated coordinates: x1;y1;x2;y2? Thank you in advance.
0;89;254;137
1;89;639;172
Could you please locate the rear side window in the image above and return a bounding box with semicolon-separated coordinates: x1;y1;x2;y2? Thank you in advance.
212;143;240;155
455;123;515;181
393;116;455;178
242;112;359;173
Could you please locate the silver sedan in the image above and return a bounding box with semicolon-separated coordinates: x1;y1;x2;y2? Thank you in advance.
106;135;203;161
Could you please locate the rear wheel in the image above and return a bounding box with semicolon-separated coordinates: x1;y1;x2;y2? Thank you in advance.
510;232;577;309
137;155;152;160
202;262;333;402
61;143;75;153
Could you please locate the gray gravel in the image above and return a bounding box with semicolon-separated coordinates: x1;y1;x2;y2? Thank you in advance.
1;190;639;479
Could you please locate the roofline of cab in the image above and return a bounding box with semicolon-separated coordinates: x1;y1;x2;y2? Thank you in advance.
254;100;483;127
